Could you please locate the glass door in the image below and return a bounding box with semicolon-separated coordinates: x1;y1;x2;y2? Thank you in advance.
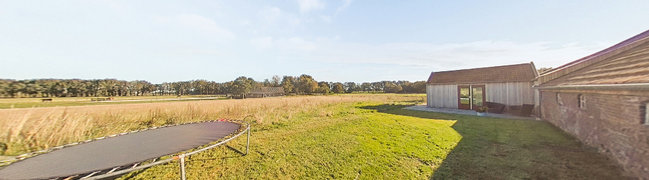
471;85;485;110
458;85;471;110
458;85;486;110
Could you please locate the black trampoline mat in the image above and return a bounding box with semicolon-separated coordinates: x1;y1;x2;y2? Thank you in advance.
0;121;240;179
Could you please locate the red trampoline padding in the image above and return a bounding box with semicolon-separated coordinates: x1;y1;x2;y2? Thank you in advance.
0;121;241;180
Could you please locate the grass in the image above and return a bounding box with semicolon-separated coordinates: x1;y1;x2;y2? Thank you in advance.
0;94;422;155
0;95;228;109
121;99;460;179
367;104;629;179
0;94;628;179
128;98;625;179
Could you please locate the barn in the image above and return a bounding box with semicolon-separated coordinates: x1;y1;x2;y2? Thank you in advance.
426;63;538;114
536;29;649;177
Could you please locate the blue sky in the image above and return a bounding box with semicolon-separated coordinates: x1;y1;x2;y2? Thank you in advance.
1;0;648;83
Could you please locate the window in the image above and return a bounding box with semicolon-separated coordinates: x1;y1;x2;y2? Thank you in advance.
556;93;564;106
645;103;649;125
578;94;586;110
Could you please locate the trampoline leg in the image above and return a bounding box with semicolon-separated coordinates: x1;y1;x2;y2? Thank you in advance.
246;127;250;155
180;155;186;180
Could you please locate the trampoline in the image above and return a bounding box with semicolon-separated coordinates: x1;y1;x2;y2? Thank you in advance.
0;120;249;180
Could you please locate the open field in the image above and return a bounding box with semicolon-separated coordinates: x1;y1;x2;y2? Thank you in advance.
0;94;418;155
0;95;228;109
0;94;628;179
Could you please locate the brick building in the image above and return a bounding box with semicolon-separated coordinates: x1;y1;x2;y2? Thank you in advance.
536;29;649;178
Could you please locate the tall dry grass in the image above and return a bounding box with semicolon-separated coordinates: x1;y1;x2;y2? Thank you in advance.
0;94;423;155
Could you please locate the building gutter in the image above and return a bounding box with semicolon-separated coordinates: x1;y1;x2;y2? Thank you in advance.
534;83;649;91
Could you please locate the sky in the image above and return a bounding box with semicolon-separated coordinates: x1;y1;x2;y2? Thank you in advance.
1;0;649;83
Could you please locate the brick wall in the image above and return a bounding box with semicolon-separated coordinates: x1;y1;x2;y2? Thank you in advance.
540;91;649;178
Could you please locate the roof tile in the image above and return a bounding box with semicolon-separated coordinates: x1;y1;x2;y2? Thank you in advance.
427;63;537;84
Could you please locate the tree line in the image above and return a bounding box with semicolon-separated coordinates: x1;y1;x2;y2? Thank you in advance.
0;75;426;98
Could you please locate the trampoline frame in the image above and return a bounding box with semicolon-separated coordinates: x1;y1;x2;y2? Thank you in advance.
0;120;250;180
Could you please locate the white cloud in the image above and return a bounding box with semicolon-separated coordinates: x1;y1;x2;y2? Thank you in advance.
254;37;608;71
313;40;607;70
157;14;235;40
250;36;273;48
282;37;317;51
335;0;352;15
259;7;282;23
316;0;352;23
257;7;302;31
320;15;332;23
297;0;325;13
174;48;222;56
250;36;317;51
240;20;251;26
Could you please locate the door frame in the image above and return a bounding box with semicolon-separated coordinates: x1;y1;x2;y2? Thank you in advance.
457;85;471;110
457;84;486;110
470;85;486;110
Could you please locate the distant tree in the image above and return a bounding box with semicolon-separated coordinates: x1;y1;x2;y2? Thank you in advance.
316;81;330;94
331;82;345;93
399;81;413;93
249;77;261;90
383;82;402;93
296;74;318;94
262;79;271;87
281;76;295;94
371;82;384;92
172;82;184;96
0;75;433;98
0;80;10;97
206;81;220;94
271;75;281;87
230;76;254;98
411;81;427;93
344;82;359;93
399;81;426;93
8;81;26;97
84;80;96;96
220;82;232;95
191;80;208;95
360;82;372;92
52;81;69;97
100;79;119;96
67;79;84;97
23;81;43;97
140;80;155;96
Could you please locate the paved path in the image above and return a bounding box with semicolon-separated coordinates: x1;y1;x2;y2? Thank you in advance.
404;105;538;120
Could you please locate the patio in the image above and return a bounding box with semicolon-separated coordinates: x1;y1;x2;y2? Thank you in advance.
404;105;539;121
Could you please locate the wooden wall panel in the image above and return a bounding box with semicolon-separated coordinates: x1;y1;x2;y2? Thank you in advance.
485;82;535;105
426;84;458;108
427;82;534;108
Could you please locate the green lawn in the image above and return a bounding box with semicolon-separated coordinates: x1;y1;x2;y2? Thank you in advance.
0;95;227;109
122;100;627;179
